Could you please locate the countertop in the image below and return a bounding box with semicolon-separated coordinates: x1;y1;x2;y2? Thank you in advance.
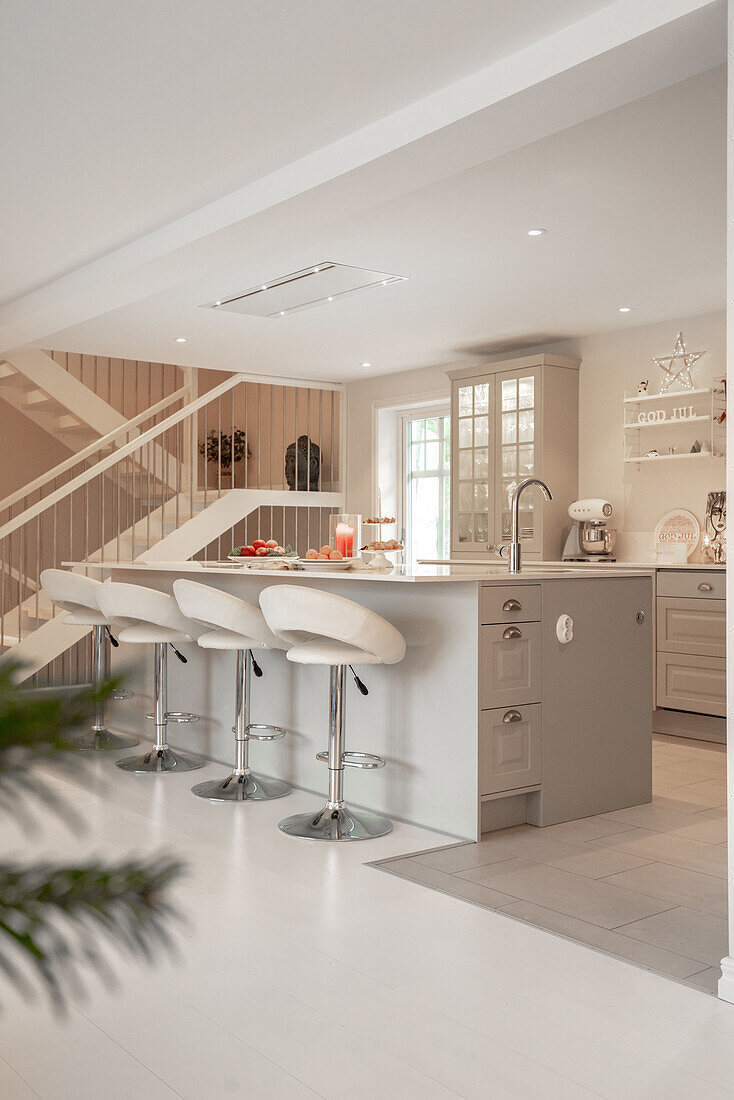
419;559;725;572
66;560;653;584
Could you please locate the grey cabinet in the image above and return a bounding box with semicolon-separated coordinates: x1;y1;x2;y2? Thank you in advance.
656;570;725;716
480;622;541;710
480;704;541;795
449;353;579;560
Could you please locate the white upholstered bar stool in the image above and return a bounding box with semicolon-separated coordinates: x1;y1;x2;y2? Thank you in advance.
97;582;205;773
260;584;406;841
173;579;291;802
39;569;137;752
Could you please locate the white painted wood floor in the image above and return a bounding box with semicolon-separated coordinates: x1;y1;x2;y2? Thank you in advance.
2;751;734;1099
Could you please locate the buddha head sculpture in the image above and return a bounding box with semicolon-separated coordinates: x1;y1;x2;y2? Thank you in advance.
285;435;321;491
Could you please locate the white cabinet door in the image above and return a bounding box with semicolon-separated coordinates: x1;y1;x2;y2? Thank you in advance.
480;703;542;795
494;367;541;557
480;621;542;709
452;377;494;552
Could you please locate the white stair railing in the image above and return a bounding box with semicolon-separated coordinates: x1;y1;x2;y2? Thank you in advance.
0;371;344;683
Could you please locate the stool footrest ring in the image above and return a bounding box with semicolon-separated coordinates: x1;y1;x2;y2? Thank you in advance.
145;712;200;723
230;723;287;742
316;750;385;769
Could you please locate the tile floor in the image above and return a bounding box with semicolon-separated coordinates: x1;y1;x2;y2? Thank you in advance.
376;734;728;994
1;736;732;1098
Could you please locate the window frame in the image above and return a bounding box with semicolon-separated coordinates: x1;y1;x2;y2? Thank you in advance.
398;404;451;563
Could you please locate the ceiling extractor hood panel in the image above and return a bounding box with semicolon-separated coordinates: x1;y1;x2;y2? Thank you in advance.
204;262;408;317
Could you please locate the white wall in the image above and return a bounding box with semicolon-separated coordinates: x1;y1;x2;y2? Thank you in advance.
346;362;451;517
347;311;726;561
537;311;726;561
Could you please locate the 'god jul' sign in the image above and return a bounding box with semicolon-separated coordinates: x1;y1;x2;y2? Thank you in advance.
637;405;694;425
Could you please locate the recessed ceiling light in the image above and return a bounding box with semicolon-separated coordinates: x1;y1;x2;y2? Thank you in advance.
618;306;632;313
175;337;187;343
327;296;333;302
361;362;372;368
261;284;268;290
215;299;221;306
527;228;547;237
280;310;286;316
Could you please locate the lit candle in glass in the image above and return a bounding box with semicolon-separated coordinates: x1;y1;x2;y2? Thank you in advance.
335;522;354;557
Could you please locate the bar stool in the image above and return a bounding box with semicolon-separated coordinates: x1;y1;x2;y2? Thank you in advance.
173;580;292;802
260;584;406;841
39;569;137;752
97;582;204;774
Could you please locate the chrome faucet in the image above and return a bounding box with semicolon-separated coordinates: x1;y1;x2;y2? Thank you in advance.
509;477;553;574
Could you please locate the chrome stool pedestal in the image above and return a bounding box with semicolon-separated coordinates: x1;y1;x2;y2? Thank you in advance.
117;642;204;774
278;665;391;841
191;649;290;802
74;625;139;752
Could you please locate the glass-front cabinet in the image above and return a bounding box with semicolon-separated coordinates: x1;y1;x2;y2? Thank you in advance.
450;354;580;561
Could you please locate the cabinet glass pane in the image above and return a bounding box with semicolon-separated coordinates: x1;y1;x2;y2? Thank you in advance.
518;444;534;476
518;376;534;409
518;409;534;443
458;386;473;415
502;447;517;476
474;383;490;414
458;514;473;542
458;418;472;448
502;413;517;445
502;379;517;411
459;482;473;512
474;416;489;446
473;482;488;509
458;450;472;479
473;448;488;478
501;478;517;508
475;513;488;543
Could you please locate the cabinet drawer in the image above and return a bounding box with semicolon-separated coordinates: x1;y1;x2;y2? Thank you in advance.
480;584;541;625
657;571;725;600
657;596;725;658
480;703;541;795
480;621;541;709
656;652;726;717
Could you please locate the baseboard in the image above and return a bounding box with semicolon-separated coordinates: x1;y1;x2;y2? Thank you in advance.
653;708;726;744
718;957;734;1004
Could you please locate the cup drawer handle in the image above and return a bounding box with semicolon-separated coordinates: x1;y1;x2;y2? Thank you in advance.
503;710;523;723
503;599;522;612
502;627;522;640
698;583;713;592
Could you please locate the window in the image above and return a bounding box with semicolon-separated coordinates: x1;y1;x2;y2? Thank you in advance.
402;410;451;562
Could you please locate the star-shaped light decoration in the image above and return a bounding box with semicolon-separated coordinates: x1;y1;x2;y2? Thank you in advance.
653;332;706;394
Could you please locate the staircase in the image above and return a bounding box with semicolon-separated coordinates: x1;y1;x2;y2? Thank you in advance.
0;350;126;450
0;371;344;683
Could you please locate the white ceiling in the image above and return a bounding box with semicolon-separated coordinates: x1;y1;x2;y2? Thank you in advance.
2;0;726;381
1;0;614;303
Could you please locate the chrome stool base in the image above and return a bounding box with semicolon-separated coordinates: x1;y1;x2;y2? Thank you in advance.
279;802;392;842
192;770;291;802
73;727;139;752
116;746;205;773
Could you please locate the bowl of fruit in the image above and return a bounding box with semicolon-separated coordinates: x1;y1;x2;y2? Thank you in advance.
228;540;299;568
297;545;354;571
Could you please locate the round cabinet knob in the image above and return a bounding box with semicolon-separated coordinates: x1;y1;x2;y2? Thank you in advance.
556;614;573;644
636;611;645;624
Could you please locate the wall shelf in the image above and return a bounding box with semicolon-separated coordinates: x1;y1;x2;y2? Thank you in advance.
624;451;723;465
623;387;713;405
623;377;725;467
623;414;710;430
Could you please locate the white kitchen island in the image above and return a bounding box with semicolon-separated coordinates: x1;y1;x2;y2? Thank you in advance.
74;561;654;841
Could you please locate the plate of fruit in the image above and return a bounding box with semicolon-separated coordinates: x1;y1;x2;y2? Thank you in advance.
228;540;299;567
297;546;354;570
